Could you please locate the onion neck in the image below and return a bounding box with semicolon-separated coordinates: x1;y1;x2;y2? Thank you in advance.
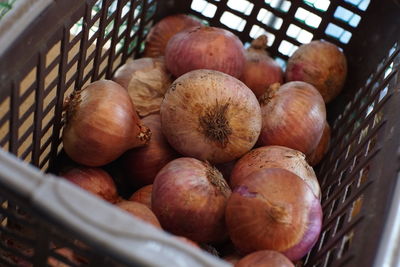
266;202;292;225
206;163;231;198
259;83;281;105
133;124;152;147
248;35;269;55
63;89;83;124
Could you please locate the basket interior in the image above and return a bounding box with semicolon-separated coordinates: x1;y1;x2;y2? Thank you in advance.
0;0;400;266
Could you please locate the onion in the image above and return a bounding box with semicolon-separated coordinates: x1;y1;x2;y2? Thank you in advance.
285;40;347;103
165;26;245;78
122;114;179;186
230;145;321;199
113;57;172;117
240;35;283;98
61;167;119;203
225;168;322;261
216;160;237;182
258;82;326;156
129;184;153;209
62;80;151;166
308;121;331;166
144;14;202;58
152;157;231;243
235;250;294;267
223;253;241;265
161;69;262;164
116;200;162;229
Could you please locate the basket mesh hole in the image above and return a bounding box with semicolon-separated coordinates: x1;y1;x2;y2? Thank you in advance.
344;0;370;11
325;247;337;266
334;6;361;27
0;97;10;149
357;166;369;187
325;23;352;44
265;0;292;12
378;85;389;102
372;111;383;128
257;8;283;30
191;0;217;18
349;196;363;221
304;0;330;11
286;24;314;44
220;11;247;31
278;40;298;56
249;25;275;46
365;135;377;156
338;230;353;258
227;0;254;15
294;7;322;28
46;41;61;69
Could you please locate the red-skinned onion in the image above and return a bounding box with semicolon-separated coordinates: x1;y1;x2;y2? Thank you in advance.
230;145;320;199
144;14;202;58
160;69;262;164
285;40;347;103
235;250;294;267
116;200;161;229
225;168;322;261
240;35;283;98
62;80;151;166
61;167;119;203
152;157;231;243
308;121;331;166
129;184;153;209
165;26;245;78
258;82;326;156
122;114;179;186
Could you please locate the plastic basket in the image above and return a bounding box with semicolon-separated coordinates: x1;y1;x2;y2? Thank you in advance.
0;0;400;266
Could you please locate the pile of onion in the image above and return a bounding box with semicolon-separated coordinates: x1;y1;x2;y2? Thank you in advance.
122;114;178;186
113;57;172;117
285;40;347;103
308;121;331;166
129;184;153;209
230;145;321;199
143;14;202;58
165;26;246;78
116;200;161;229
62;80;151;166
160;69;261;164
225;168;322;261
240;35;283;98
258;82;326;156
61;167;119;203
152;157;231;243
235;250;294;267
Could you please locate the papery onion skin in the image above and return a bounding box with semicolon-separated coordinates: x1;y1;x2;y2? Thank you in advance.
235;250;294;267
129;184;153;209
113;57;172;117
116;200;162;229
62;80;151;167
308;121;331;166
123;114;179;186
225;168;322;261
240;35;283;98
152;157;231;243
144;14;202;58
61;167;119;204
230;145;320;199
165;26;245;78
285;40;347;103
258;82;326;156
160;69;262;164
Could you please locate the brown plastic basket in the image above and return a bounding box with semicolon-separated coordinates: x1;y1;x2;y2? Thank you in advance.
0;0;400;266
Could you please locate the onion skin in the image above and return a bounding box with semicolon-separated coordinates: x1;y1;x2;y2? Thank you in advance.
230;145;320;199
308;121;331;166
258;82;326;156
240;35;283;98
61;167;119;204
144;14;202;58
165;26;245;78
160;69;262;164
225;168;322;261
116;200;162;229
285;40;347;103
235;250;294;267
152;157;231;243
129;184;153;209
62;80;151;167
122;114;179;186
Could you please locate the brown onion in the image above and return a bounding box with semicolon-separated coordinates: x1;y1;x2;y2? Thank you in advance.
240;35;283;98
258;82;326;156
165;26;245;78
122;114;178;186
235;250;294;267
152;157;231;243
129;184;153;209
285;40;347;103
161;69;261;164
61;167;119;203
226;168;322;261
116;200;161;229
62;80;151;166
144;14;202;58
230;145;320;199
308;121;331;166
113;57;172;117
